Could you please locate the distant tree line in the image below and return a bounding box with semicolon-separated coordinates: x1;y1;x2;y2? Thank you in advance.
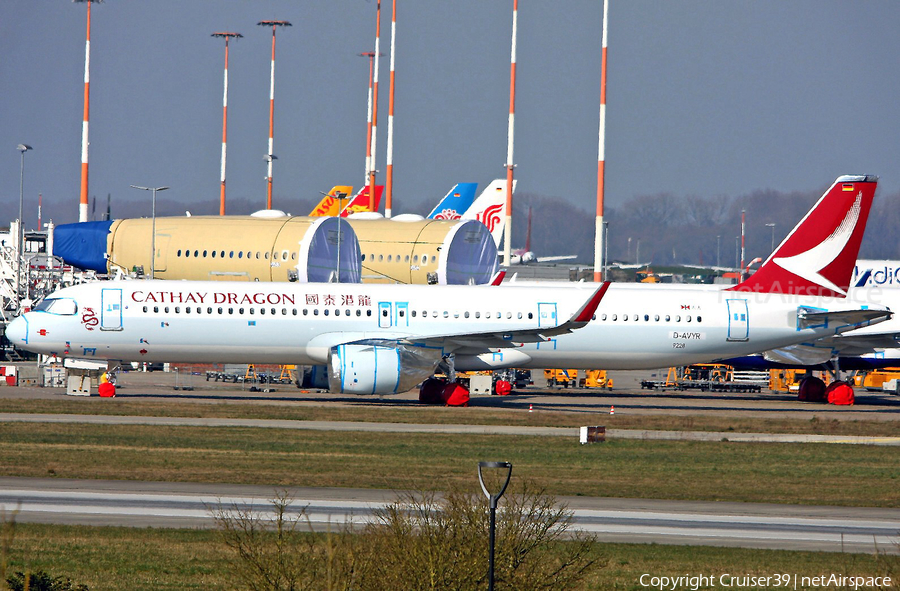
513;185;900;267
10;182;900;267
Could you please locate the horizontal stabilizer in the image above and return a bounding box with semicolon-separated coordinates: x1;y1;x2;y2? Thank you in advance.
797;308;891;330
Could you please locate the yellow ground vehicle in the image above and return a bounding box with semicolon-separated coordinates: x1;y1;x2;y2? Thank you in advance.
635;267;661;283
581;369;613;389
544;369;578;388
853;369;900;391
543;369;612;389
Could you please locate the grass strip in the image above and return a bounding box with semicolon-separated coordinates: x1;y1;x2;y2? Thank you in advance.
1;423;898;506
4;523;898;591
0;397;898;437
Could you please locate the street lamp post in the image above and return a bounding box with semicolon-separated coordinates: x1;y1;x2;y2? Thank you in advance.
765;223;776;254
16;144;33;302
478;461;512;591
716;235;721;268
130;185;169;279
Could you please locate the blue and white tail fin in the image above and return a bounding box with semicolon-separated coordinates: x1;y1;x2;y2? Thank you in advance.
426;183;478;220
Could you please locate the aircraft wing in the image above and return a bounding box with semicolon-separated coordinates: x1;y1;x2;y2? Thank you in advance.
756;308;895;365
536;255;578;263
762;343;835;366
762;327;900;365
306;284;608;355
408;283;608;350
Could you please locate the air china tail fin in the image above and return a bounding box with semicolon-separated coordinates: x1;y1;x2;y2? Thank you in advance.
427;183;479;220
731;175;878;297
309;185;354;217
339;185;384;217
461;179;516;248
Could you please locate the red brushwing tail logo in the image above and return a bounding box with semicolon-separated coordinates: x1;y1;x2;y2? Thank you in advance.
771;192;862;296
730;175;877;297
477;203;503;233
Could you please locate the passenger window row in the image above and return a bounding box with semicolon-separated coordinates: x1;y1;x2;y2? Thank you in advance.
141;305;375;318
138;306;534;321
598;313;702;323
360;253;438;264
175;249;297;261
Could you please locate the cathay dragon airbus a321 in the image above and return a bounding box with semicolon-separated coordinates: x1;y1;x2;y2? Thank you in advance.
6;175;891;394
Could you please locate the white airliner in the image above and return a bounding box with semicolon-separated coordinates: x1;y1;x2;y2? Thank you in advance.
5;175;891;394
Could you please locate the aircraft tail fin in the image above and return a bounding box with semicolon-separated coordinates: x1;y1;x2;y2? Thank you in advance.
309;185;353;217
461;179;515;248
427;183;479;220
731;175;878;297
339;185;384;217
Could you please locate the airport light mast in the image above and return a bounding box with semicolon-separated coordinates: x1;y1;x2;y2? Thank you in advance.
384;0;397;218
359;51;377;201
368;0;383;213
212;32;242;216
257;20;291;211
17;144;33;302
503;0;518;268
740;209;746;279
73;0;102;224
594;0;609;282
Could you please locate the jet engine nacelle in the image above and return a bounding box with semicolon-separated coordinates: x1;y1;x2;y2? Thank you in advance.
327;343;442;395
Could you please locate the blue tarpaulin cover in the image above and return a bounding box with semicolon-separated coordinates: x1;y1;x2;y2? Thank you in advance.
53;221;112;272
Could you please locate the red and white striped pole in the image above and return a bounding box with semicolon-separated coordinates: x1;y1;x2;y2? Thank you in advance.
360;51;376;195
368;0;383;212
258;21;291;211
384;0;397;218
594;0;609;282
503;0;518;267
74;0;99;223
212;32;242;216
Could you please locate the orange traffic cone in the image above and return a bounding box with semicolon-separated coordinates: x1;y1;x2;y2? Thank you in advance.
528;404;533;413
609;406;615;415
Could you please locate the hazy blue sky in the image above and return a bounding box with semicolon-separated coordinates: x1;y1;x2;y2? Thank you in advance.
2;1;899;226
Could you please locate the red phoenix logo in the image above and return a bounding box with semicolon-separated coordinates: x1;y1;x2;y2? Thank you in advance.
477;203;503;233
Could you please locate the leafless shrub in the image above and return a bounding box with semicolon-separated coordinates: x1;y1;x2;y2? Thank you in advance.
353;482;604;590
211;491;360;591
212;483;603;590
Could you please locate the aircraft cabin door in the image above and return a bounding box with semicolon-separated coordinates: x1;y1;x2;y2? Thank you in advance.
726;299;749;341
378;302;393;328
100;288;123;331
538;303;558;328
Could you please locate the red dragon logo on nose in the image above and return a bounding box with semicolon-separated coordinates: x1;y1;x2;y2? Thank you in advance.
81;307;99;331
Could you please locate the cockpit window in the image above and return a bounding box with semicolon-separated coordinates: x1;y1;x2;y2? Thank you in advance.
33;298;78;315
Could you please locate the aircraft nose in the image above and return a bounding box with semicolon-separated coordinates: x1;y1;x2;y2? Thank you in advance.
6;315;26;345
